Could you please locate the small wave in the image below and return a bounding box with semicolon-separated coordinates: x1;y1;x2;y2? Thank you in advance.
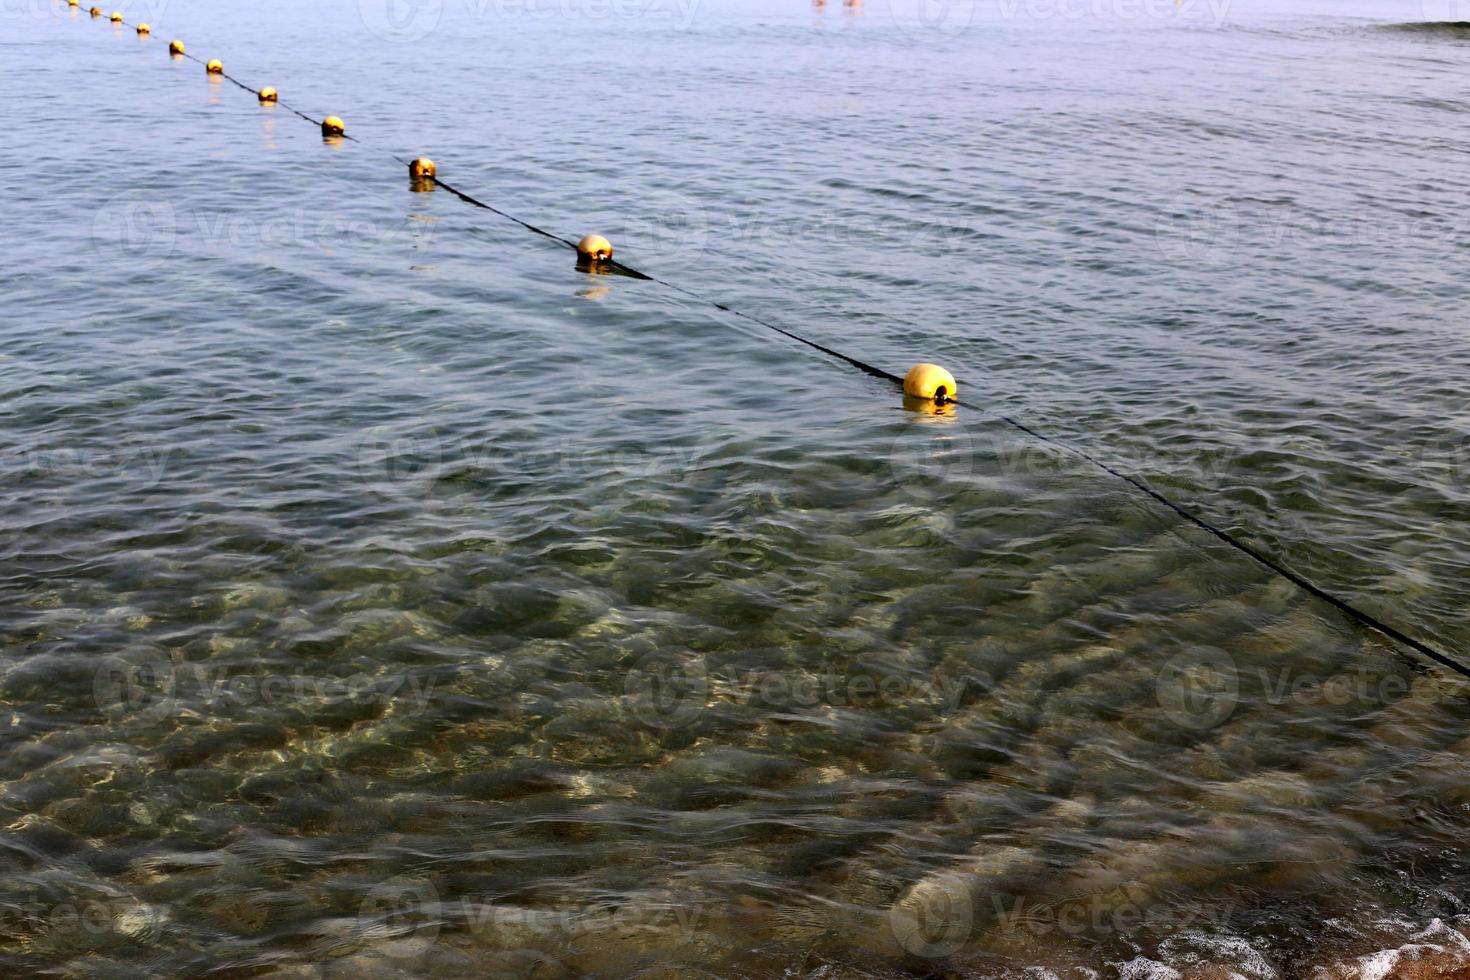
1378;21;1470;36
1313;918;1470;979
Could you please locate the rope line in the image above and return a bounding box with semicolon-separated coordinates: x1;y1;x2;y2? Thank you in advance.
997;415;1470;679
72;13;1470;680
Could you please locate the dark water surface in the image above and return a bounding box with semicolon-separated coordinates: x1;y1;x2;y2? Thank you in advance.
5;0;1470;976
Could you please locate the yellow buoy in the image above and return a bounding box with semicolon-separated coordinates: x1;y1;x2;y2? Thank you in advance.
258;86;278;103
109;11;121;22
409;157;436;179
577;234;613;263
321;115;345;137
67;0;78;7
903;363;957;403
169;39;184;55
205;59;223;74
135;22;149;34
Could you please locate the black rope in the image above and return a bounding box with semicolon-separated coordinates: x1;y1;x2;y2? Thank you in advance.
78;14;1470;681
995;414;1470;679
426;177;596;255
649;279;903;383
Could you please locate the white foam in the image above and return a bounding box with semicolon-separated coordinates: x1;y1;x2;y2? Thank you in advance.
1160;930;1278;979
1410;917;1470;952
1354;948;1402;980
1111;956;1183;980
1335;917;1470;980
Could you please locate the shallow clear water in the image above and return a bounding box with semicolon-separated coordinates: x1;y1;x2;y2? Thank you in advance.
5;0;1470;976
